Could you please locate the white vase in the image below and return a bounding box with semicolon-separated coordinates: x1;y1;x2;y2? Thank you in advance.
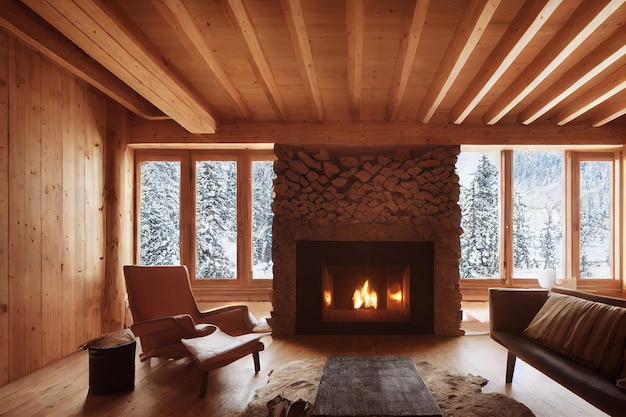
537;268;557;289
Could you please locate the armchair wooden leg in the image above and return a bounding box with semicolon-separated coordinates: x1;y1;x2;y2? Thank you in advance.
505;352;516;383
199;371;208;398
253;351;260;373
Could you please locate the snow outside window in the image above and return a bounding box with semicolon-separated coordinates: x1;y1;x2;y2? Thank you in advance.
195;160;237;279
252;161;275;279
579;160;612;279
139;161;181;266
512;151;564;279
458;151;501;279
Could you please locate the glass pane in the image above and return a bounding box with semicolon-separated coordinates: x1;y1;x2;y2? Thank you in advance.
139;161;181;265
580;160;612;278
196;160;237;279
458;151;501;278
512;151;564;279
252;161;275;279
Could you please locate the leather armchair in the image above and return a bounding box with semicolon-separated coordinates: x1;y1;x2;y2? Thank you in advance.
123;265;261;361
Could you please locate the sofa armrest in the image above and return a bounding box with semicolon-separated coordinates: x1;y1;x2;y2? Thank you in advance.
489;288;549;335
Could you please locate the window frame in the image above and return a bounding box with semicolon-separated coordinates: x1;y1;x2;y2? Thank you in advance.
459;146;623;299
569;151;622;292
134;149;275;301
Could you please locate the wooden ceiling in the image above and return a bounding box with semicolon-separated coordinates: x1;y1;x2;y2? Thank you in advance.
2;0;626;135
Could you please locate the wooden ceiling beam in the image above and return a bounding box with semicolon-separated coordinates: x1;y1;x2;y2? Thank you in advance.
22;0;217;133
0;0;165;120
346;0;364;122
416;0;500;124
280;0;324;122
520;24;626;125
483;0;625;125
450;0;561;124
554;64;626;125
386;0;429;122
224;0;288;121
592;94;626;127
151;0;251;119
129;118;626;146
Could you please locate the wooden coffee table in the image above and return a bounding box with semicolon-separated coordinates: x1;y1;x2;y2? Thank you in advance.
312;355;442;417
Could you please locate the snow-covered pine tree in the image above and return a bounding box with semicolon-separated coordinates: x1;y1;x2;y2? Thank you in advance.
460;154;500;278
251;161;275;277
195;160;237;279
139;161;181;265
539;204;561;269
513;192;534;270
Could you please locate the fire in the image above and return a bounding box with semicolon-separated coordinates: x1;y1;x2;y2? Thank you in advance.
352;280;377;309
323;290;332;307
390;291;402;302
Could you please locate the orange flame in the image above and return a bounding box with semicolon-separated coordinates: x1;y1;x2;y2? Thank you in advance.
390;291;402;302
323;290;332;307
352;280;377;309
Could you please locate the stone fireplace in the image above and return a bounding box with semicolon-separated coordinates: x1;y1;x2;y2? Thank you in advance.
271;144;463;336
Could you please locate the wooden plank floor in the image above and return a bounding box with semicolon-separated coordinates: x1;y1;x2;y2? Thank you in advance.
0;302;608;417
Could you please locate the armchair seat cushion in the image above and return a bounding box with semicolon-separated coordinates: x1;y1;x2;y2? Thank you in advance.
182;328;270;372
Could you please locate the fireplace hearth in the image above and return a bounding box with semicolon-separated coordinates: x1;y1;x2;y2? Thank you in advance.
296;241;434;334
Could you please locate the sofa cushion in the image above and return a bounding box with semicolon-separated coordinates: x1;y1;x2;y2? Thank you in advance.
523;292;626;380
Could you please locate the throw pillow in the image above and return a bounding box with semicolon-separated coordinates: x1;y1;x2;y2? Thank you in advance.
524;292;626;380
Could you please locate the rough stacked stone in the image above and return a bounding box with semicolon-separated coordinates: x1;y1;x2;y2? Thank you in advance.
271;144;463;337
272;145;461;229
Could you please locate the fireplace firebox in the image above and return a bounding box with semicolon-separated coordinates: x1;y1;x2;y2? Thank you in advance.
296;241;435;334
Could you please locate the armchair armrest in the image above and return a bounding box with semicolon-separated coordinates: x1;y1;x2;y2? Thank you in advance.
131;314;199;339
198;305;258;336
489;288;549;335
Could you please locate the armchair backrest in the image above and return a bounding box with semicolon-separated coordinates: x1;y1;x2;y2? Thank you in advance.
124;265;201;323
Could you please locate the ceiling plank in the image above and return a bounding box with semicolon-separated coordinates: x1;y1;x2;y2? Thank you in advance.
416;0;500;124
592;94;626;127
346;0;364;122
555;64;626;125
519;24;626;125
0;0;165;120
22;0;217;133
151;0;251;119
386;0;429;122
224;0;288;121
280;0;324;122
450;0;561;124
483;0;625;125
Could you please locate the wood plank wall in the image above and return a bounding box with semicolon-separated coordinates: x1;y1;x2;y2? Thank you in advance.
0;32;128;386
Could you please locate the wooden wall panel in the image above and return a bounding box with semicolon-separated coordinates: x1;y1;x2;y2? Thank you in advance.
41;58;64;364
103;103;132;332
0;32;9;387
61;72;76;356
8;37;28;380
24;40;43;373
2;34;112;383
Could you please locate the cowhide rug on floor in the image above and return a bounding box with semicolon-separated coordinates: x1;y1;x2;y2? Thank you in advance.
229;358;535;417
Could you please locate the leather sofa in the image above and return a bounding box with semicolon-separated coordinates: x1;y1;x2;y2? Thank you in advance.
489;286;626;416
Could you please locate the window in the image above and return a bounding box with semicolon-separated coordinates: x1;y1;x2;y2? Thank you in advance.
512;151;564;278
251;160;275;279
458;147;621;292
573;153;616;280
135;150;275;298
195;159;238;279
458;151;501;279
138;159;181;266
